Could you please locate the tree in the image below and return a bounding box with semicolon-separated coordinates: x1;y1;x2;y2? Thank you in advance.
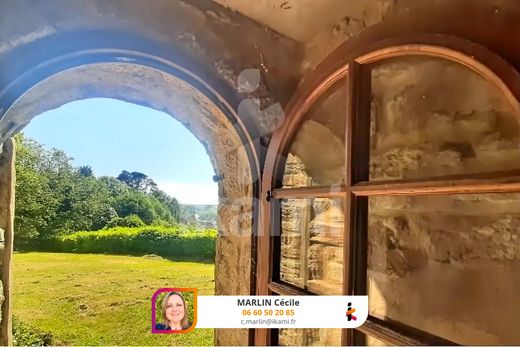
14;134;59;247
78;165;94;177
14;134;184;249
152;190;180;222
105;214;144;228
117;170;158;193
112;191;157;224
98;176;129;197
14;134;77;246
53;173;113;232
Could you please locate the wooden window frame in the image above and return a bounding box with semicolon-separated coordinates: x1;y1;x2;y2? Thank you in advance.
256;34;520;346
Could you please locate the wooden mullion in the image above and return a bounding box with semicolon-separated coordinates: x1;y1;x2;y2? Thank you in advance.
270;199;282;283
342;60;372;346
357;318;422;346
342;62;358;346
301;198;311;288
351;197;368;298
363;169;520;183
354;61;372;346
272;185;346;199
255;189;273;345
352;175;520;196
357;316;458;346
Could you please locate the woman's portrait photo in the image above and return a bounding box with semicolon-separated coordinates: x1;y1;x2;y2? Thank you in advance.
152;288;197;334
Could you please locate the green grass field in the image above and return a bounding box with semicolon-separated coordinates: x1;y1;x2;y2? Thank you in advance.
12;252;215;346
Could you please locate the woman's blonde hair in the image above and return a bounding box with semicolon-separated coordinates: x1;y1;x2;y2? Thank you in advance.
161;291;190;329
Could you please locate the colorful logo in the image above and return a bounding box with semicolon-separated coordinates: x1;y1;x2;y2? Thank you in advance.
346;302;357;321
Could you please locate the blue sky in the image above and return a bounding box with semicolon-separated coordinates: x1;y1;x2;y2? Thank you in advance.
23;98;217;205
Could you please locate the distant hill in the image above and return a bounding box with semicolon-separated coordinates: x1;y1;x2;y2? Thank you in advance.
179;204;217;228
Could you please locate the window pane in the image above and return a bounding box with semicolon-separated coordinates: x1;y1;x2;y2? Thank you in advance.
368;193;520;345
282;79;347;188
279;198;344;294
279;328;341;346
366;334;392;346
369;56;520;181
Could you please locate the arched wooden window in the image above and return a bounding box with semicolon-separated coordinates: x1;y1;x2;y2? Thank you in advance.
257;35;520;346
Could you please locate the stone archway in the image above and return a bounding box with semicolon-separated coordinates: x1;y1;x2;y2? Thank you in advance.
0;7;298;343
0;54;259;346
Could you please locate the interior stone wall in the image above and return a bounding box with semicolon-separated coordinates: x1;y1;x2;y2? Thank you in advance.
301;0;520;75
302;0;393;73
0;0;302;120
368;194;520;345
367;54;520;345
280;157;344;296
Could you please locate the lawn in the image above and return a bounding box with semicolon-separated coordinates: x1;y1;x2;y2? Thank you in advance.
12;252;215;346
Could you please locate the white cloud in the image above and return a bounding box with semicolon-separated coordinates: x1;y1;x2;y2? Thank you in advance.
156;181;218;205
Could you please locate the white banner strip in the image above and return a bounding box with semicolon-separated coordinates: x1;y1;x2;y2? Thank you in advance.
196;296;367;328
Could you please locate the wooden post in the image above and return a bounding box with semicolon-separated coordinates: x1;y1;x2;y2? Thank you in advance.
0;138;15;346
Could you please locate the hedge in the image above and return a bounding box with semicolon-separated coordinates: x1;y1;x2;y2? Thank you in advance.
53;226;217;261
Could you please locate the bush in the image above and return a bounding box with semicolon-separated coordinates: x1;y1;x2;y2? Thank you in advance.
56;226;217;261
13;316;57;346
105;214;145;228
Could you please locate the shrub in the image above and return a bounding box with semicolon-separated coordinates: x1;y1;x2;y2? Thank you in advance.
105;214;145;228
13;316;57;346
56;226;217;261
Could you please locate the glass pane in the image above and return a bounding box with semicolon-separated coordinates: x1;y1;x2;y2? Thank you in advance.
368;193;520;345
366;335;392;346
279;328;341;346
282;79;347;188
280;198;344;294
369;56;520;181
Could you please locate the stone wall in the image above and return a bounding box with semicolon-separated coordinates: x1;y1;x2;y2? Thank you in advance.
302;0;393;73
368;194;520;344
369;56;520;180
301;0;520;75
276;77;346;345
280;156;344;295
278;155;343;346
0;139;15;345
366;52;520;345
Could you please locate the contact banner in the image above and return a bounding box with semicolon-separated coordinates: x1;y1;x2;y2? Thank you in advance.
196;296;368;328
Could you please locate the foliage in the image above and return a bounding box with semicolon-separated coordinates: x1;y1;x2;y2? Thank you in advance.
14;134;181;250
55;226;217;261
78;165;93;177
153;190;181;222
105;214;145;228
13;252;214;346
117;170;158;193
13;316;56;346
14;135;63;248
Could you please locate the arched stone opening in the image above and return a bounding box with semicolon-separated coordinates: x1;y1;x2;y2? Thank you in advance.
0;47;259;346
